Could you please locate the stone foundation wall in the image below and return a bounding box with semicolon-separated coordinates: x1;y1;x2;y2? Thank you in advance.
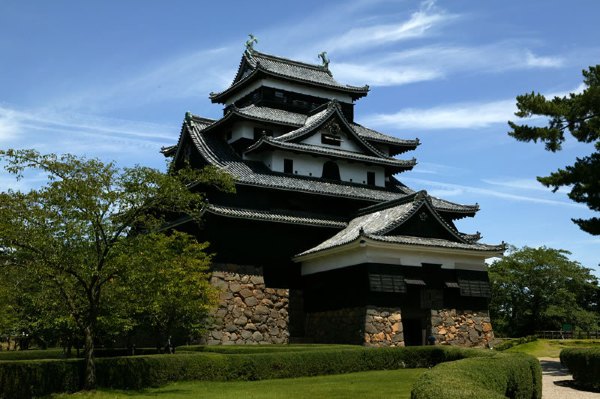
207;263;289;345
364;307;404;347
431;309;493;347
304;306;404;347
305;307;365;344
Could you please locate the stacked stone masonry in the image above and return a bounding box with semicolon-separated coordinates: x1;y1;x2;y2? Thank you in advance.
431;309;494;347
304;306;404;347
363;307;404;347
207;264;289;345
305;307;365;344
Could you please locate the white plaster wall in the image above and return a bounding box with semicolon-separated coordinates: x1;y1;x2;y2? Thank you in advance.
228;121;255;143
224;79;353;105
300;242;491;276
262;150;384;186
301;129;362;153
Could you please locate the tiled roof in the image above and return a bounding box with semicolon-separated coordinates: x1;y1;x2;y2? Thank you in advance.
362;235;504;252
234;103;419;149
297;193;502;257
171;112;478;214
186;121;409;201
245;137;416;171
210;51;369;102
205;204;347;228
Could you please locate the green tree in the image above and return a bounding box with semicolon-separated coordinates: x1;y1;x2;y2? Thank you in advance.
0;149;233;389
489;246;599;337
508;65;600;235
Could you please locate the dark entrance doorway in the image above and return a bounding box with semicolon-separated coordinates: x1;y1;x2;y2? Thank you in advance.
402;318;424;346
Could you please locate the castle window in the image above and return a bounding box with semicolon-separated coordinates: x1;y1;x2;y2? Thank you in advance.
369;273;406;293
321;133;342;146
367;171;375;186
284;158;293;174
322;161;340;180
458;279;491;298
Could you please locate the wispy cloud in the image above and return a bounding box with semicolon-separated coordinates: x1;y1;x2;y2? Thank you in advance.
402;176;585;208
333;63;441;86
483;178;571;195
525;51;564;68
363;83;583;129
329;44;564;87
324;0;455;53
0;104;176;162
0;106;20;142
364;99;516;129
53;47;236;113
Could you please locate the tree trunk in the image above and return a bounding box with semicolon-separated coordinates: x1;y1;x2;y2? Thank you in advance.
83;324;96;390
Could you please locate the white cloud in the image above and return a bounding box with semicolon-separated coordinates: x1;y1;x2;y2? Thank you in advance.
525;51;564;68
324;1;455;53
364;99;516;129
0;106;20;142
402;176;585;208
363;83;583;129
54;46;235;112
332;63;441;86
483;178;571;195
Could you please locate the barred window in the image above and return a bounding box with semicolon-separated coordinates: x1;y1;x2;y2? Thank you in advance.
458;279;491;297
369;273;406;293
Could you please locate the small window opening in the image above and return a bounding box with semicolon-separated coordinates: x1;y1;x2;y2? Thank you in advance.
367;171;376;186
321;133;342;146
322;161;341;180
226;131;232;141
284;159;293;174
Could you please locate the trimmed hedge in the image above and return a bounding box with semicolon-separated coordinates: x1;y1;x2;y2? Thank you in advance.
0;358;83;399
95;346;486;389
560;347;600;391
411;352;542;399
494;336;538;352
0;346;486;398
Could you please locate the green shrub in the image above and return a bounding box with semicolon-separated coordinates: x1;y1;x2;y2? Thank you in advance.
411;352;542;399
494;336;538;352
560;347;600;390
0;358;83;399
0;348;68;362
0;345;488;397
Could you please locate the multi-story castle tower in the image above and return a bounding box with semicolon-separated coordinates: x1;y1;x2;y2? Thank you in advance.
162;41;503;347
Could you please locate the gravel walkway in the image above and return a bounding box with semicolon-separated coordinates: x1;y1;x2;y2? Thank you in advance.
539;357;600;398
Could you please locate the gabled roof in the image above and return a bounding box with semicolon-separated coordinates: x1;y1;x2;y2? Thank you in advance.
234;104;419;153
296;191;502;257
210;51;369;103
167;112;479;215
245;137;415;173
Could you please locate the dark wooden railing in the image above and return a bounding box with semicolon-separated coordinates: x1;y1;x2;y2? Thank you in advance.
536;330;600;339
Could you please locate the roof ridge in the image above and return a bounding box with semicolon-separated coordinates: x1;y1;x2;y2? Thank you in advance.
252;50;328;72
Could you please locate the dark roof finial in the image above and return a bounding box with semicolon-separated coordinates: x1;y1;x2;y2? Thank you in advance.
318;51;330;69
245;34;258;57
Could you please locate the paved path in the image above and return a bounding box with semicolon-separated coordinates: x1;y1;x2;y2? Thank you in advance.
539;357;600;398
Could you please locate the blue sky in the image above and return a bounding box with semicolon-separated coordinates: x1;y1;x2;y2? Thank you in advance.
1;0;598;273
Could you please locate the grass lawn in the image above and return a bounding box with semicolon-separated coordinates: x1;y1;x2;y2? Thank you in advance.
50;368;426;399
505;339;600;358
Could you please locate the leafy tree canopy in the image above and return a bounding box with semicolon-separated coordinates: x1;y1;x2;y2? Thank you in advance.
0;149;234;389
508;65;600;235
489;246;599;338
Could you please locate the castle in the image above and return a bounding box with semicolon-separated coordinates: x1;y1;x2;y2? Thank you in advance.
162;41;503;347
